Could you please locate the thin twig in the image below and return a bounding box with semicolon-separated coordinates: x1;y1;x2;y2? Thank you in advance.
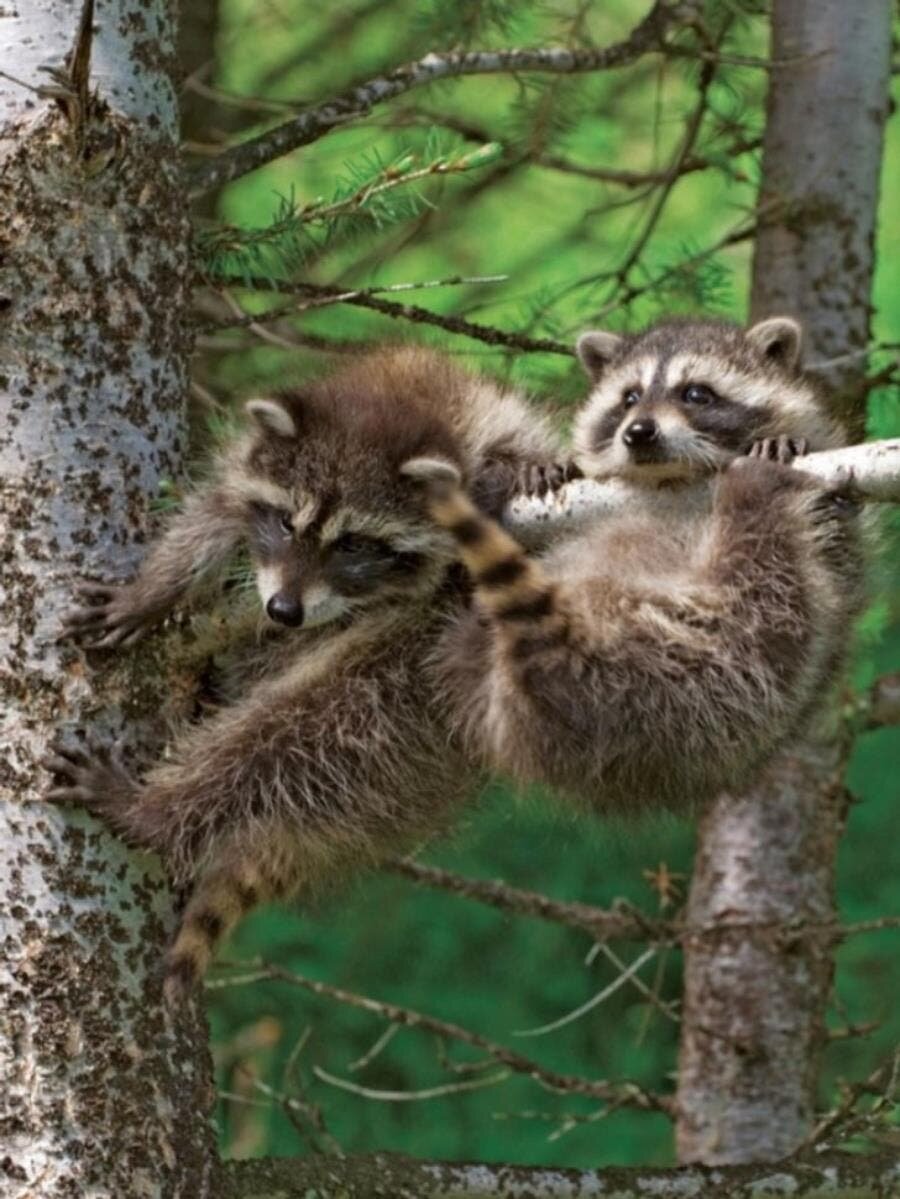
314;1065;510;1102
385;857;664;941
513;947;659;1038
203;274;573;355
805;1052;900;1147
208;959;672;1114
198;273;508;336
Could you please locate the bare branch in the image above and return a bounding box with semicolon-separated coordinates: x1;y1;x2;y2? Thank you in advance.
385;857;663;941
197;274;508;335
313;1065;510;1102
203;274;573;355
208;960;671;1114
805;1052;900;1148
188;1;696;194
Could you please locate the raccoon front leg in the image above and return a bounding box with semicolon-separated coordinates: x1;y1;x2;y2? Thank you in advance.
60;485;246;647
43;743;280;1002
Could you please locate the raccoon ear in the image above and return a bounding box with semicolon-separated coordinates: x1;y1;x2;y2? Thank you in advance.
746;317;803;371
245;398;298;439
399;456;462;488
576;331;624;380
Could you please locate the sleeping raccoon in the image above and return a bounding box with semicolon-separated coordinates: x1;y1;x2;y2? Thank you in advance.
404;317;865;813
44;346;566;1002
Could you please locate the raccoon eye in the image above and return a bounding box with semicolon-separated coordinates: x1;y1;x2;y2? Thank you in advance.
682;383;716;406
278;510;295;535
622;389;641;409
331;532;380;556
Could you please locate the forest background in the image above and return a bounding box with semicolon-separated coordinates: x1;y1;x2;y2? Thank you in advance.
185;0;900;1171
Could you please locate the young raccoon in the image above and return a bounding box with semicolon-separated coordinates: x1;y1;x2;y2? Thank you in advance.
44;346;565;1002
404;317;864;814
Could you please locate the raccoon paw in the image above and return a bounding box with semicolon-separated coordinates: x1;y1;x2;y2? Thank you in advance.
42;737;137;815
58;581;155;649
746;436;809;465
719;455;807;508
471;457;581;517
518;459;583;500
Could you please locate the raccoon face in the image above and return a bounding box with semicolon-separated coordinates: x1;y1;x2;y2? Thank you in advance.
237;395;459;629
245;497;433;629
571;317;836;484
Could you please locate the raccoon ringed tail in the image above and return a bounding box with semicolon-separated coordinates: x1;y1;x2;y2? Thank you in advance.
401;456;557;625
163;861;268;1005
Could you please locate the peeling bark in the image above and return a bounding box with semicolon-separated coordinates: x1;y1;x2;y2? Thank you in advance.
676;0;893;1167
0;2;217;1194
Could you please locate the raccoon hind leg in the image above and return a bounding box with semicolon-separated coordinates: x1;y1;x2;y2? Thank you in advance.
163;856;284;1005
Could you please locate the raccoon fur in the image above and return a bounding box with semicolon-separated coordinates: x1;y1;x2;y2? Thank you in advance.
405;317;865;814
44;346;565;1002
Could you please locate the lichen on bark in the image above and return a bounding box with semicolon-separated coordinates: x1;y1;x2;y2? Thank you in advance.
0;2;217;1194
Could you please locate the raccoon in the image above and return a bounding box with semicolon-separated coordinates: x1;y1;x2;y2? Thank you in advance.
44;346;565;1002
404;317;864;814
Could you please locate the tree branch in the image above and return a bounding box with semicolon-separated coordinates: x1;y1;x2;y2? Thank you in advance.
505;439;900;548
201;274;573;354
225;1149;900;1198
385;857;664;941
188;1;694;194
208;961;669;1113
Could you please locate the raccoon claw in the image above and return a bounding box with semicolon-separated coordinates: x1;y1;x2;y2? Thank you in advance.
519;460;582;499
42;737;135;813
747;436;809;465
58;581;149;649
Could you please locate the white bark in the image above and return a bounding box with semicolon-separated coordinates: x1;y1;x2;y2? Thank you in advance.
0;1;216;1194
676;0;893;1166
505;438;900;547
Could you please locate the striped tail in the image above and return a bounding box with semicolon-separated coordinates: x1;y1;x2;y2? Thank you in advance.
401;456;557;625
163;861;267;1005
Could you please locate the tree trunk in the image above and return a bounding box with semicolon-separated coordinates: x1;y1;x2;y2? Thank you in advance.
748;0;893;430
676;0;892;1165
0;2;217;1193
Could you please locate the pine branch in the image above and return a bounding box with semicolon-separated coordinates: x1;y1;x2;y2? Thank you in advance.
197;142;503;275
187;1;697;195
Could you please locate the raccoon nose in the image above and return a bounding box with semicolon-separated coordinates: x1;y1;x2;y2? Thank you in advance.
266;593;304;627
622;418;659;447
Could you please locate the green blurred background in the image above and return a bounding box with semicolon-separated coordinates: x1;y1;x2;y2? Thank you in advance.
185;0;900;1168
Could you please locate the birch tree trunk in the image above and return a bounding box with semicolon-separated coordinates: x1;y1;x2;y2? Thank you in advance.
676;0;893;1165
0;2;217;1193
